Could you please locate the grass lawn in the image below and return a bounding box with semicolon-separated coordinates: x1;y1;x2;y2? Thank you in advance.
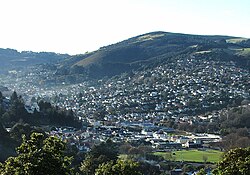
154;149;223;163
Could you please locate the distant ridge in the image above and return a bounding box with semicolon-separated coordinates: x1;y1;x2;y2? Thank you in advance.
0;48;69;73
56;31;250;78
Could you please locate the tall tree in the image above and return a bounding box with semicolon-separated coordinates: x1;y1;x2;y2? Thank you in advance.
0;121;7;137
10;91;18;103
0;133;73;175
8;91;28;122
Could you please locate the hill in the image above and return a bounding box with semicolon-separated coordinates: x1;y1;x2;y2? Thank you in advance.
56;31;250;79
0;48;69;73
0;31;249;117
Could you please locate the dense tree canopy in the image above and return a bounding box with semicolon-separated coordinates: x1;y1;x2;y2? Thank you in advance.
0;133;73;175
213;147;250;175
95;159;142;175
0;121;7;136
0;91;81;128
80;139;118;175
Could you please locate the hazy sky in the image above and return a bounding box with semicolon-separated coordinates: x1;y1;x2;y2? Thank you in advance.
0;0;249;55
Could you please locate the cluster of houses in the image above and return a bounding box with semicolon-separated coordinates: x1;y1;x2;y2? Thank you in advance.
49;123;222;153
0;54;249;153
45;56;249;122
2;55;249;118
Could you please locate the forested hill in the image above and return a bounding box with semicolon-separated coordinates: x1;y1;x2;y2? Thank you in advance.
0;48;69;73
56;31;250;79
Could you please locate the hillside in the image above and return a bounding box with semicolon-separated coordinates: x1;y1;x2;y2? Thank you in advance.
0;48;69;73
57;31;250;78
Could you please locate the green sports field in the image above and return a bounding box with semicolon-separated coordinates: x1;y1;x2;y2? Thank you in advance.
154;149;223;163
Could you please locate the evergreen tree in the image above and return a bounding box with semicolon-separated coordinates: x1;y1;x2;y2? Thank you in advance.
10;91;18;103
0;121;7;137
8;91;28;122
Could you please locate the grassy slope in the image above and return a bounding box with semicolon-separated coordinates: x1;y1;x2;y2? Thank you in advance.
74;51;105;67
71;32;234;68
238;48;250;56
226;38;248;43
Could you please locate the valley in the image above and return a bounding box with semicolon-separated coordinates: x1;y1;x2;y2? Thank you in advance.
0;31;250;174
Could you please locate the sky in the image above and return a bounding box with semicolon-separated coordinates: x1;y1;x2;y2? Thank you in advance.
0;0;249;55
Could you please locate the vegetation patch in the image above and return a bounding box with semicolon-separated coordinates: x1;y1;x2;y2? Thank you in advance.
194;50;212;54
137;33;165;42
226;38;248;43
237;48;250;56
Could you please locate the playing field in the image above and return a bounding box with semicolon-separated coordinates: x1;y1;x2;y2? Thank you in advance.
155;149;223;163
